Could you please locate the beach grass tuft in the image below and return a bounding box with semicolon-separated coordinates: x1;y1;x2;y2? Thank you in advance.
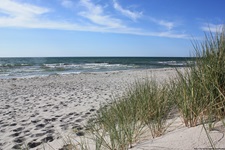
172;27;225;128
85;78;172;149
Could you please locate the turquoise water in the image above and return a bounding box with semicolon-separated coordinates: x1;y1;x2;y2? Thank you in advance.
0;57;193;78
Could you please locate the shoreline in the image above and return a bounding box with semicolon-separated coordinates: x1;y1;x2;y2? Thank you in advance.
0;67;181;80
0;68;178;149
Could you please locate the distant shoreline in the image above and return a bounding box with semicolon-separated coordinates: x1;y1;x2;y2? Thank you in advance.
0;67;181;80
0;57;192;79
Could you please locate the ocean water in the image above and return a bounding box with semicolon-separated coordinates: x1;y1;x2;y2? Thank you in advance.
0;57;193;78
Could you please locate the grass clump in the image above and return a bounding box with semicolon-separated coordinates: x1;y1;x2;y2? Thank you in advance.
172;27;225;127
86;79;172;149
133;79;172;138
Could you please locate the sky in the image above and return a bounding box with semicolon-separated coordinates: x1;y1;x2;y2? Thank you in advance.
0;0;224;57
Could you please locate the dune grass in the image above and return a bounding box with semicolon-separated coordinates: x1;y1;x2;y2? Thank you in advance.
172;27;225;128
85;79;172;149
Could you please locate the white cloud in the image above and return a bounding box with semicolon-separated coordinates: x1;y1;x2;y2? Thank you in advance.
201;23;223;33
61;0;74;8
112;29;188;39
0;0;50;27
78;0;125;28
113;0;142;21
0;0;81;30
157;20;174;30
149;17;175;30
0;0;188;39
0;0;49;18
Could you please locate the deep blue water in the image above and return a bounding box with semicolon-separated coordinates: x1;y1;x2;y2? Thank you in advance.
0;57;193;78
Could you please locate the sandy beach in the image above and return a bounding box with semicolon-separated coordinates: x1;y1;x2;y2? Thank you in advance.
1;68;224;150
1;0;225;149
0;68;177;149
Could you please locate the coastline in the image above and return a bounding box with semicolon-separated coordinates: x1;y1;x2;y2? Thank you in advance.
0;68;178;149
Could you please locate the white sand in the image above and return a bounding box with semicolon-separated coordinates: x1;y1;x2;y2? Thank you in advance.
131;118;225;150
0;68;224;150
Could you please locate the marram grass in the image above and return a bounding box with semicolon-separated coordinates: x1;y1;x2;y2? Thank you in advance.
173;27;225;127
86;78;172;150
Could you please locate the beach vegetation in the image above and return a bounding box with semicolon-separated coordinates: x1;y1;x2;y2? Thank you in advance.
85;78;172;149
172;27;225;128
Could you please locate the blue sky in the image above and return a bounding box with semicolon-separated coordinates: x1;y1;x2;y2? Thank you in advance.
0;0;224;57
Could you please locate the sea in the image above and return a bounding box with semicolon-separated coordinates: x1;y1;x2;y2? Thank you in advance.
0;57;193;79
